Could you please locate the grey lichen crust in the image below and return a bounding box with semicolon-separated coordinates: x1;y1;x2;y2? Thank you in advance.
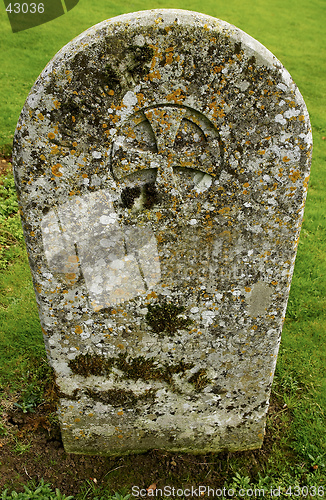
13;9;312;455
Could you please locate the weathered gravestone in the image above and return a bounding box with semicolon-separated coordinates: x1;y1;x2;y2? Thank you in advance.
13;9;312;455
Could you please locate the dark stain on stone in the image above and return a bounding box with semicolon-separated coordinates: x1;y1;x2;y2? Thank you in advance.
121;186;141;208
103;64;120;88
143;182;160;209
234;42;242;55
130;45;154;78
188;368;211;391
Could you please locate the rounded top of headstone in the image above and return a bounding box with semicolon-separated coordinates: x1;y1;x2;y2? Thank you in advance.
57;9;287;71
14;10;312;189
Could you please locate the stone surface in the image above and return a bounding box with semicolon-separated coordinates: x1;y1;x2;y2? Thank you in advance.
13;9;312;455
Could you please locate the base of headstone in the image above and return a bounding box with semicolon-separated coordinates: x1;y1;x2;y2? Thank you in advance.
61;406;265;455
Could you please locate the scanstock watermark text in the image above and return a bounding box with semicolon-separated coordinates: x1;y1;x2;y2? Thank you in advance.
132;485;325;497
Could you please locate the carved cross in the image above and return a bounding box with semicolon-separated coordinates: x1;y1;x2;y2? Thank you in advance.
111;105;221;202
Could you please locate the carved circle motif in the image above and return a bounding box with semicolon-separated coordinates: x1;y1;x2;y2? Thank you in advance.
111;104;222;206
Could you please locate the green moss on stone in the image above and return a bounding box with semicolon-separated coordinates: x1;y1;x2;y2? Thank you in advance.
68;352;113;377
115;353;193;385
145;301;192;335
85;387;156;407
69;352;210;391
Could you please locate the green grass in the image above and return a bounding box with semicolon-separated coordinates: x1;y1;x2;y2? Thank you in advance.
0;0;325;497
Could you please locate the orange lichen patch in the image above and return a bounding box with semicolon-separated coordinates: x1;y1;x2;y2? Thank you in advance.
143;44;162;80
243;182;250;188
37;113;44;121
218;207;230;215
148;69;162;81
117;344;125;350
70;150;76;155
165;46;174;65
258;150;266;155
303;175;310;190
53;100;61;109
298;115;305;121
156;211;163;221
108;89;114;96
74;418;80;423
118;435;123;439
245;287;251;292
136;93;145;107
271;281;278;286
268;183;278;192
147;291;157;300
289;170;301;182
40;154;46;161
166;88;186;104
117;411;124;416
51;164;63;177
282;156;291;162
74;325;83;334
251;325;258;330
48;132;55;140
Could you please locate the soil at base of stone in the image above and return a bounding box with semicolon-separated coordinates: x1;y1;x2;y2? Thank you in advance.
0;393;283;496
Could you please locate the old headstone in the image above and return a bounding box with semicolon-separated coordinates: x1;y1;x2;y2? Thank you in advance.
13;9;312;455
